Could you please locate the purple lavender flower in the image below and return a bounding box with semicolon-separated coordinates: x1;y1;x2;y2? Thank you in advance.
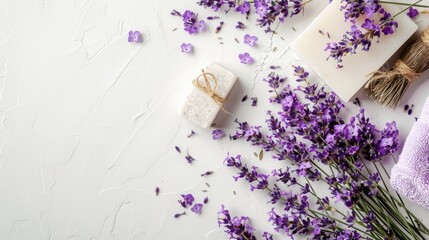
251;97;258;106
262;232;274;240
191;203;203;214
201;171;214;177
212;129;224;140
217;205;257;240
207;16;220;20
182;10;206;35
179;193;195;207
326;1;398;67
180;43;193;53
175;146;181;153
236;21;246;29
128;30;142;43
173;211;186;218
239;52;254;64
244;34;258;47
407;7;419;19
236;1;251;14
187;130;196;138
185;153;195;164
215;21;224;33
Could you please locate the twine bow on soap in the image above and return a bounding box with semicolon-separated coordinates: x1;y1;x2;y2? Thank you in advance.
192;69;226;106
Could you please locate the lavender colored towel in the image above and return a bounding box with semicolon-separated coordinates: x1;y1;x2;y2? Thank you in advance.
391;97;429;209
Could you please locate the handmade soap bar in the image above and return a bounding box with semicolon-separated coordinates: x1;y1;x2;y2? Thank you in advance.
179;63;237;128
291;0;417;102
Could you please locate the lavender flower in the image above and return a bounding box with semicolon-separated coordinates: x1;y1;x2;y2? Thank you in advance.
179;193;195;207
212;129;225;140
326;1;398;67
191;203;204;214
251;97;258;106
187;130;196;138
198;0;306;32
182;10;206;34
236;21;246;29
407;7;419;19
128;30;142;43
244;34;258;47
215;21;224;33
218;205;257;240
174;211;186;218
181;43;193;53
239;53;254;64
175;146;181;153
201;171;214;177
185;152;195;164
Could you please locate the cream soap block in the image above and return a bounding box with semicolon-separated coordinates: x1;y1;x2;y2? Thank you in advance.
291;0;418;102
179;63;237;128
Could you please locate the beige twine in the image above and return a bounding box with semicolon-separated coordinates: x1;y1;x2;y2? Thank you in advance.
192;69;225;105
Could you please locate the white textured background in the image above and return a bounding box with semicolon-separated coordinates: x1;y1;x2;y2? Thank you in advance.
0;0;428;239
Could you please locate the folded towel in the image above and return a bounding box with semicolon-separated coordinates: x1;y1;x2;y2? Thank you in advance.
391;97;429;209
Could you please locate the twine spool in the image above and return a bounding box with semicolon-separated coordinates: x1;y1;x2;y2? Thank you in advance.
366;26;429;108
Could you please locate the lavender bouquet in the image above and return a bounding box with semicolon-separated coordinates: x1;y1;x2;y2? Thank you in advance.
218;66;429;239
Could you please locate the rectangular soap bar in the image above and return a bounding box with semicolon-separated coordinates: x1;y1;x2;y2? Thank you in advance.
179;63;237;128
291;0;418;102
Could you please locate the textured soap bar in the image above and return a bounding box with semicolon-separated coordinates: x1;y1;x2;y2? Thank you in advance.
291;0;417;102
179;63;237;128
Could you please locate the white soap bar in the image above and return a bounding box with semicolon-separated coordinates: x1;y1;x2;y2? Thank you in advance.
179;63;237;128
291;0;417;102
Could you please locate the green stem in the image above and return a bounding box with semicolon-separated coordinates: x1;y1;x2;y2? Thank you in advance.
309;210;372;238
380;161;425;239
380;1;429;8
390;0;424;19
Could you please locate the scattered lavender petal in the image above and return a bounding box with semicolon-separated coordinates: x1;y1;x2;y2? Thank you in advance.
242;95;248;102
236;21;245;29
212;129;225;140
244;34;258;47
174;212;186;218
201;171;214;177
203;196;209;204
404;104;409;111
353;97;361;107
251;97;258;107
170;9;181;16
238;53;254;64
187;130;196;138
180;43;193;54
207;16;220;20
155;187;160;196
185;152;195;164
191;203;203;214
175;146;181;153
216;21;224;33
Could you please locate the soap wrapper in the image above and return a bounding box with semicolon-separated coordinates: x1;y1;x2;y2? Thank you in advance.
291;0;418;102
179;63;237;128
